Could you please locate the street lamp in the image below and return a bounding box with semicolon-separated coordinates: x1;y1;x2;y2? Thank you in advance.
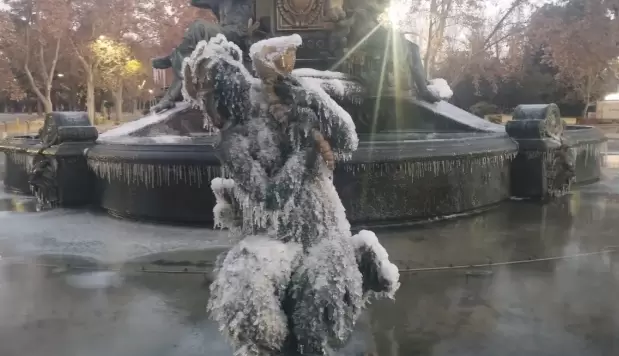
148;89;154;94
57;73;64;78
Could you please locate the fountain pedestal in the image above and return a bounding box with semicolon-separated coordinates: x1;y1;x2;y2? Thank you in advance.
507;104;606;200
1;112;98;206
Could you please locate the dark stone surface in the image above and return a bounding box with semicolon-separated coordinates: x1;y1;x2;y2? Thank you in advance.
0;140;97;206
352;95;505;134
510;126;606;199
564;126;607;184
0;137;40;194
506;103;605;200
39;112;97;146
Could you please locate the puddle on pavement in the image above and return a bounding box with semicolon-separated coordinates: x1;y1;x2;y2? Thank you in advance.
0;197;37;212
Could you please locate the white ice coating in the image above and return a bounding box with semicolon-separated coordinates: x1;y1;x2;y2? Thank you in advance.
292;68;349;79
208;236;303;355
211;178;237;230
351;230;400;298
428;78;453;100
186;35;399;355
96;135;196;145
249;34;303;64
296;76;359;157
98;102;192;140
181;35;255;130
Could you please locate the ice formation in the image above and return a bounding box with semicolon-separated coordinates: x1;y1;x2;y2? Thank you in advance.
428;78;453;100
98;102;191;140
181;35;399;355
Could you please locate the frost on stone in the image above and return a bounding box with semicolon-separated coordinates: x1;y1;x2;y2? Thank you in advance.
187;35;400;356
208;236;302;356
428;78;453;101
292;68;348;79
98;102;191;140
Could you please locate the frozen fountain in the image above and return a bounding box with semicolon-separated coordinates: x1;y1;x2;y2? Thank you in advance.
0;0;607;225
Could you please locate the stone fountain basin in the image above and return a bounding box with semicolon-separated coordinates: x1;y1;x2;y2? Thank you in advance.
0;125;606;227
83;132;518;226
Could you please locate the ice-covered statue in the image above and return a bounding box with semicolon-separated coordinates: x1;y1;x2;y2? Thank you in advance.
151;0;257;113
181;34;400;355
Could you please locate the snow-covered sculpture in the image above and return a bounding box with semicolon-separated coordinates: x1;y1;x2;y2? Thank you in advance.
181;34;400;355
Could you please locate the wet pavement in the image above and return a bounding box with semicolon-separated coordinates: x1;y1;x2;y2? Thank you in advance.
1;154;619;355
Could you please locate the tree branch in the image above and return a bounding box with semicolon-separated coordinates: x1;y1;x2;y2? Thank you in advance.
38;40;49;84
23;16;46;106
47;37;61;95
482;0;529;48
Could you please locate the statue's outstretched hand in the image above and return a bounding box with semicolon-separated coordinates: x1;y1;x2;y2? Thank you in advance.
418;88;442;103
150;99;175;114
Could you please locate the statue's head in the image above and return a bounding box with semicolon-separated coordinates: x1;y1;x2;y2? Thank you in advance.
181;35;252;128
249;34;302;81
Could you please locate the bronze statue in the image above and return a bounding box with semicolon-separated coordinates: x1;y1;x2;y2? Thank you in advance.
151;0;439;113
334;0;441;102
150;0;256;112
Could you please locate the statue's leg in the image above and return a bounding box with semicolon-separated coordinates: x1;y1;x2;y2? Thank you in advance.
405;39;441;103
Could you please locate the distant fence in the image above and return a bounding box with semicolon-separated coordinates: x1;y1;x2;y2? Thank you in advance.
0;118;44;138
0;112;144;138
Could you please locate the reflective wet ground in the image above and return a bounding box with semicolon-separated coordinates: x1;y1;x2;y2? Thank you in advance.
1;154;619;355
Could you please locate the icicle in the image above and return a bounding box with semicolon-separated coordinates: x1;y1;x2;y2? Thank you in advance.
6;151;35;171
87;160;220;188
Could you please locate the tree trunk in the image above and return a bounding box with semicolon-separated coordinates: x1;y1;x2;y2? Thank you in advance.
582;102;591;122
86;70;95;124
114;84;123;124
423;0;438;76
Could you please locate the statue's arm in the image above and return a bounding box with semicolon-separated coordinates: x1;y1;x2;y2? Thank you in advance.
273;78;357;155
217;127;269;202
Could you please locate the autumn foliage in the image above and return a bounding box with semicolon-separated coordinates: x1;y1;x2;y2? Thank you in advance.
0;0;616;118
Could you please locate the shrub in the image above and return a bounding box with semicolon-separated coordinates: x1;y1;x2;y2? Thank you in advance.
470;101;500;117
